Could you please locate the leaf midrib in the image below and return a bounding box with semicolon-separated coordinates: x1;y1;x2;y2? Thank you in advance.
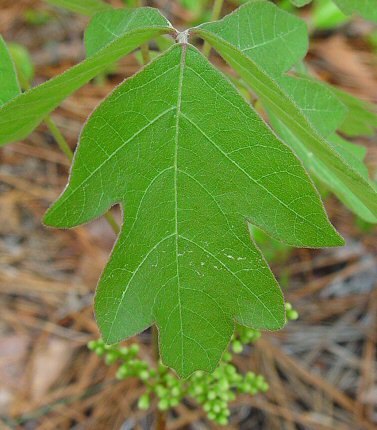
174;44;186;374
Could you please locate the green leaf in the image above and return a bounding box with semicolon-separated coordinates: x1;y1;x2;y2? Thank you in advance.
0;36;21;106
44;0;112;16
195;0;377;222
272;75;375;222
313;0;349;30
7;43;35;89
277;76;347;137
333;87;377;137
330;134;369;179
333;0;377;22
0;8;173;147
200;1;308;78
264;76;373;221
289;0;312;6
268;111;376;222
84;8;171;56
289;0;377;22
44;44;342;377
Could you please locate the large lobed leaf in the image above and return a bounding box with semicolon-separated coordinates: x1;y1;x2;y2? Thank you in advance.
45;43;342;377
0;8;173;146
195;0;377;223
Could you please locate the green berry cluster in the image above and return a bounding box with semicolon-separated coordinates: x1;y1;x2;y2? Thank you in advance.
285;302;299;321
88;338;267;426
188;354;268;425
88;303;298;426
231;326;261;353
88;340;185;412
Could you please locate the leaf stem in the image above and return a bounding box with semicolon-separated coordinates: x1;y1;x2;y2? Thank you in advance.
152;326;167;430
202;0;224;57
43;115;120;235
137;0;151;64
44;116;73;161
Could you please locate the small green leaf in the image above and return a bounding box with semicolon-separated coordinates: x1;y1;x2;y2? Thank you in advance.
333;0;377;22
313;0;349;30
0;8;173;146
200;0;308;78
290;0;312;6
44;0;112;16
0;36;21;106
196;0;377;222
277;76;347;137
289;0;377;22
333;87;377;137
44;44;342;377
84;8;172;56
7;43;35;89
330;134;369;179
268;111;376;223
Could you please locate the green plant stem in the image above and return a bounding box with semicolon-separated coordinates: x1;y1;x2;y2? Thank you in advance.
137;0;151;64
152;326;167;430
43;115;120;235
202;0;224;57
44;116;73;161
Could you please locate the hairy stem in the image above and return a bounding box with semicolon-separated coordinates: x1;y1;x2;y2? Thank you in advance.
202;0;224;57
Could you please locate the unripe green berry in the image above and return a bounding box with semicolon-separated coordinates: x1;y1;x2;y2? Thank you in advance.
217;415;228;425
287;309;299;320
225;364;236;375
193;385;204;395
222;351;232;362
119;347;129;355
203;402;211;412
95;345;105;356
87;340;98;350
207;411;216;421
116;365;129;379
129;344;140;355
139;370;150;381
155;385;168;397
232;340;243;354
158;398;169;411
105;351;118;365
207;391;216;400
171;386;181;397
138;393;151;410
218;378;229;391
260;381;269;392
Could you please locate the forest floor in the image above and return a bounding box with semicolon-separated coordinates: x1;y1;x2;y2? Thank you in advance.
0;0;376;429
